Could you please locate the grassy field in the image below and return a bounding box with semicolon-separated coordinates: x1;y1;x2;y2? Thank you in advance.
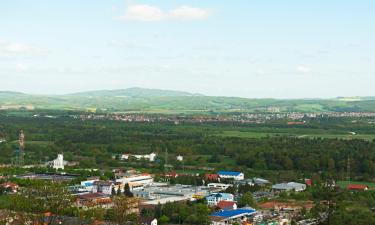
337;180;375;188
217;130;375;141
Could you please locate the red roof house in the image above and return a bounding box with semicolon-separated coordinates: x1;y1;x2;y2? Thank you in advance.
347;184;368;191
205;174;219;181
0;182;19;193
305;179;312;186
216;201;237;210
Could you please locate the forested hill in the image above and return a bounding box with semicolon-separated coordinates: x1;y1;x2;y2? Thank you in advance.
1;88;375;113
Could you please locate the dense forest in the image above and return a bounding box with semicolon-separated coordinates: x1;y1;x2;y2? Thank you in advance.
1;115;375;182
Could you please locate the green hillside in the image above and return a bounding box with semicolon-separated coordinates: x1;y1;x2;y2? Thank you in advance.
1;88;375;113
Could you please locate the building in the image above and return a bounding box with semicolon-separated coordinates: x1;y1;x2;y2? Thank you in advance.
207;183;232;190
135;184;211;205
47;154;67;170
80;177;100;192
205;174;219;181
120;153;157;162
92;181;113;195
140;218;158;225
116;173;153;187
253;177;271;186
210;208;257;225
75;193;112;209
217;171;244;181
347;184;369;191
0;182;19;193
176;155;183;161
206;193;234;206
272;182;306;192
217;201;237;210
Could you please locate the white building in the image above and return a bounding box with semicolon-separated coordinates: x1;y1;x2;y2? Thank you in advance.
217;171;244;181
80;177;100;192
272;182;306;192
120;153;157;162
116;173;154;186
51;154;67;170
92;181;113;195
176;155;183;161
207;183;233;190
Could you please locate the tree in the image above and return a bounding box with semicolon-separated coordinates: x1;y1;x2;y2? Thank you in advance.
113;196;139;225
124;183;133;197
238;192;257;208
159;215;170;225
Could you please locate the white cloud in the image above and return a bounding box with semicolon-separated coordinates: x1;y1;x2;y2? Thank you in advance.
169;6;210;21
121;4;165;22
120;4;211;22
15;63;28;72
296;65;311;73
0;40;40;54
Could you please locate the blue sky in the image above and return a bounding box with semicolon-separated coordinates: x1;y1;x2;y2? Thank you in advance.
0;0;374;98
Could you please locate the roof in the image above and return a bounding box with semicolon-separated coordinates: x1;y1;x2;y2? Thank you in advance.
211;208;256;218
205;174;219;179
217;201;237;209
77;193;109;200
272;182;306;190
218;171;242;176
0;182;18;188
347;184;368;190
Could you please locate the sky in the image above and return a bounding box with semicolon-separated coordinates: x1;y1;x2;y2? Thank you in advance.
0;0;374;98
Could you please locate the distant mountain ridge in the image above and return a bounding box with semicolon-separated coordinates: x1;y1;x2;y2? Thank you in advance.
1;87;375;113
68;87;203;97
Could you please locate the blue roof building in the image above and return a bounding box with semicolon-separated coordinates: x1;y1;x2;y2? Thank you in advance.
206;193;234;206
210;208;257;225
217;171;244;180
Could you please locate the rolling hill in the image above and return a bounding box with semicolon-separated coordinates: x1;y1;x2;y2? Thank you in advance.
1;88;375;113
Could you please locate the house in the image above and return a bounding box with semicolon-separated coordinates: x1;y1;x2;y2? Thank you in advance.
92;181;113;195
165;171;178;178
176;155;183;161
347;184;369;191
0;182;19;193
210;208;257;225
207;183;233;190
205;174;219;181
46;154;68;170
253;177;271;186
116;173;153;186
217;201;237;210
206;193;234;206
139;218;157;225
305;179;312;187
217;171;244;181
76;193;112;208
272;182;306;192
81;177;100;192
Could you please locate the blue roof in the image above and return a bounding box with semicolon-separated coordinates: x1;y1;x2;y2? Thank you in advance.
211;208;256;218
218;171;242;176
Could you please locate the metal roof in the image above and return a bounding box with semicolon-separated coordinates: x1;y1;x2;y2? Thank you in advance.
217;171;242;176
211;208;256;218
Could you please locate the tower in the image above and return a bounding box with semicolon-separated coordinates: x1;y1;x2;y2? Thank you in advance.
15;130;25;166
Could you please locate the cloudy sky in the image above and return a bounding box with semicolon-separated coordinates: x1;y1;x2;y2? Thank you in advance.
0;0;374;98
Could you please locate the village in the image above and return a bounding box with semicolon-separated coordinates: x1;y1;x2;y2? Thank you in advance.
1;151;371;225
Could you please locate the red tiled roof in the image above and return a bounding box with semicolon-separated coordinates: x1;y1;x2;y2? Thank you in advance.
77;193;109;200
0;182;18;189
217;201;236;210
205;174;219;180
347;184;368;190
305;179;312;186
